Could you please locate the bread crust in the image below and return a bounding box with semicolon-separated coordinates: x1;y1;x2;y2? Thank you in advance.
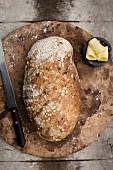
23;36;80;141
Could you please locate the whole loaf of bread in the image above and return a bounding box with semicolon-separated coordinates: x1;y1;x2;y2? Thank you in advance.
23;36;80;141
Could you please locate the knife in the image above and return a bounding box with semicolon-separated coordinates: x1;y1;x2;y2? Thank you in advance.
0;39;25;147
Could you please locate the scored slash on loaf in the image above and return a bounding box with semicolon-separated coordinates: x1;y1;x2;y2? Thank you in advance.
23;36;80;141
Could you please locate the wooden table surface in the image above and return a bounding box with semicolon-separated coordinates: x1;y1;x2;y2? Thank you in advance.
0;0;113;170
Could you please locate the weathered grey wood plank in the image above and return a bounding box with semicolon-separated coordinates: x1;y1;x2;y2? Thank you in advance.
0;0;36;22
0;160;113;170
0;22;28;38
0;0;113;22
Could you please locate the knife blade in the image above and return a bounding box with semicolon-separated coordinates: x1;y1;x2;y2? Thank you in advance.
0;39;25;147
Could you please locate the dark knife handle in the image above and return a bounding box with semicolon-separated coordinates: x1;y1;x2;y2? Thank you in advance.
11;108;25;147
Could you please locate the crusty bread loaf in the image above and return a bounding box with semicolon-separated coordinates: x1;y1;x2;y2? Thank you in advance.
23;36;80;141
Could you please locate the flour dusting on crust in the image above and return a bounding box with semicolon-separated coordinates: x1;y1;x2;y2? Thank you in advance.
27;36;73;62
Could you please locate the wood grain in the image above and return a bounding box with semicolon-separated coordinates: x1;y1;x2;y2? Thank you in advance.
0;0;113;22
0;160;113;170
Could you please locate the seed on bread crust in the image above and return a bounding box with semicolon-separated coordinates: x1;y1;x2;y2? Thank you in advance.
23;36;80;142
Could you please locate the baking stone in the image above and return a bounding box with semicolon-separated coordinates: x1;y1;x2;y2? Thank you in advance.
0;21;113;157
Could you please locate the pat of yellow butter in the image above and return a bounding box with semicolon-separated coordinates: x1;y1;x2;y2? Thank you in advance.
86;38;108;61
86;45;97;60
89;38;105;55
98;46;108;61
